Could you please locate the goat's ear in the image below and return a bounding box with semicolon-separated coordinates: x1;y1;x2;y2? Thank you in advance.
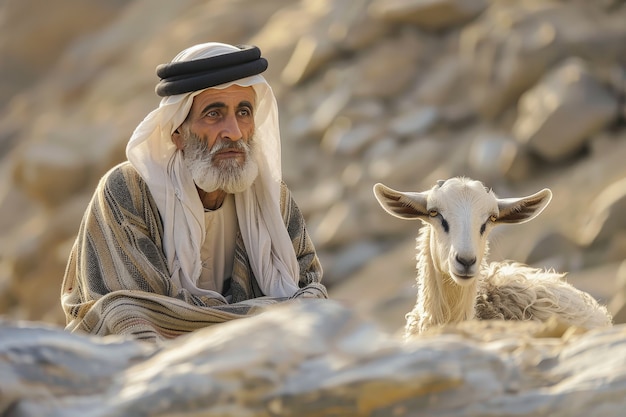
496;188;552;224
373;183;429;220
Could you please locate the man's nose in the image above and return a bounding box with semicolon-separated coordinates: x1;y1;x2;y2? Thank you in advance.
221;114;243;141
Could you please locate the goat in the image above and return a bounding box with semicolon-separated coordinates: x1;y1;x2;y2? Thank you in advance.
373;177;613;337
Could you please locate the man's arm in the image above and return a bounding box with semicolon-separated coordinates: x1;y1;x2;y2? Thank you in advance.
279;182;324;287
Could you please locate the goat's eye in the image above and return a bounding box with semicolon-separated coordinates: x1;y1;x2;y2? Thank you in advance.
428;209;449;232
490;214;497;222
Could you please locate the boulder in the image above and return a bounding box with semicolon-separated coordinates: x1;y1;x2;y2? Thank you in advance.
513;58;618;162
369;0;488;31
2;300;626;416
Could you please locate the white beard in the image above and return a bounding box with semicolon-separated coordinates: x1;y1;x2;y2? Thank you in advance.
182;130;259;194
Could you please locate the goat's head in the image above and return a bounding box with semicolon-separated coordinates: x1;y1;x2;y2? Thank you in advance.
373;177;552;286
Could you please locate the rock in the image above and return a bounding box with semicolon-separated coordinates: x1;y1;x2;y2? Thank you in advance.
412;55;462;104
278;0;390;86
330;238;417;333
561;261;621;314
608;261;626;324
350;29;424;99
292;178;344;219
579;177;626;246
308;84;353;136
388;106;440;138
0;0;126;102
459;1;626;119
319;239;386;286
513;58;618;162
308;200;362;247
12;142;90;208
2;300;626;416
467;131;529;183
281;35;338;86
525;231;584;272
322;120;384;156
369;0;488;31
366;137;446;186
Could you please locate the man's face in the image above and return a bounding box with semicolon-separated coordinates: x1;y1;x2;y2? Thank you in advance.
173;85;260;193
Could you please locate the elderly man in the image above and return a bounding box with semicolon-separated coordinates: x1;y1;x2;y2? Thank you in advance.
61;42;327;342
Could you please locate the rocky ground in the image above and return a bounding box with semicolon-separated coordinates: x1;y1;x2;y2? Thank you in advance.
3;300;626;416
1;0;625;330
1;0;626;413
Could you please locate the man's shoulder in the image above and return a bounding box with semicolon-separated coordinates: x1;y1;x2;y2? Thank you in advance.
95;161;156;212
96;161;150;202
101;161;144;187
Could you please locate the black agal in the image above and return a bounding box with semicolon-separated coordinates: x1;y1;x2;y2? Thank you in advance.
155;45;268;97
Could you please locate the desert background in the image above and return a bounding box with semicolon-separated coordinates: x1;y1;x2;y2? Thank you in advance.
1;0;625;334
3;1;626;415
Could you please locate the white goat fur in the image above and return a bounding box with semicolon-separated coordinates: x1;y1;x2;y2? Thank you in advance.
373;177;612;337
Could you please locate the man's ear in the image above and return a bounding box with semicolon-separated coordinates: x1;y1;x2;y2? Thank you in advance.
172;127;184;150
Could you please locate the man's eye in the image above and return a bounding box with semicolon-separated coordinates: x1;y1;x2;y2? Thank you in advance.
206;110;220;118
238;108;252;117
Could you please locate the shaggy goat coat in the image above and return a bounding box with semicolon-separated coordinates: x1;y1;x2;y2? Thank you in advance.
404;226;613;336
404;223;612;337
374;177;612;338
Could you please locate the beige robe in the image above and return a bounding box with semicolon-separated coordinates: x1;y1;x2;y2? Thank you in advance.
61;161;327;343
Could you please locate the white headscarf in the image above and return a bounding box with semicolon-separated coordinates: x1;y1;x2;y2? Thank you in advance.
126;42;300;301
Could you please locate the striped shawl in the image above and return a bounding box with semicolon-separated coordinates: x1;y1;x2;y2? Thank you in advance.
61;162;327;342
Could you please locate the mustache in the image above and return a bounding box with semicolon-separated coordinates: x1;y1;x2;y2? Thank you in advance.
182;130;253;156
209;137;251;155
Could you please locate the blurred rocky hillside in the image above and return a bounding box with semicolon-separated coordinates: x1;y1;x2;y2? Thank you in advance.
1;0;625;334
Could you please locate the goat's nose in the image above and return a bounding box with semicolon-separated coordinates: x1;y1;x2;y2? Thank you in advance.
455;255;476;268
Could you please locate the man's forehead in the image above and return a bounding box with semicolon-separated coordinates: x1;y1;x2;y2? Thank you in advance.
192;85;256;108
